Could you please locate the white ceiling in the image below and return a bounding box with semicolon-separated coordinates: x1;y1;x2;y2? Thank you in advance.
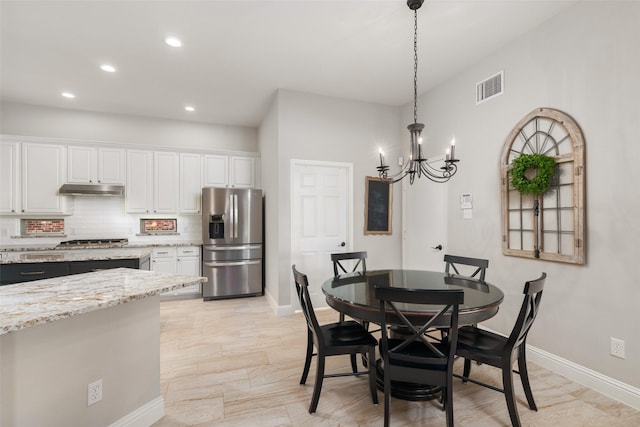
1;0;579;128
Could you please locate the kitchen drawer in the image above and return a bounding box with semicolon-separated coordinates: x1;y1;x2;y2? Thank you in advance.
177;246;200;257
69;258;140;274
0;262;70;285
152;247;177;258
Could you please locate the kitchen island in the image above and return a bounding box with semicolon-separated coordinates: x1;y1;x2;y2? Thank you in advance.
0;268;207;426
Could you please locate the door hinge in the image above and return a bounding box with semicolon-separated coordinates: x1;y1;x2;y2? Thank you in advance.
575;166;583;176
576;238;582;248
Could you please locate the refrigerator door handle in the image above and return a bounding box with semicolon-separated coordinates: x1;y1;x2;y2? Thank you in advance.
233;194;239;238
204;260;261;267
204;245;262;251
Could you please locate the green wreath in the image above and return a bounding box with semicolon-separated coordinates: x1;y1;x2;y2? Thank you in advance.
510;154;556;194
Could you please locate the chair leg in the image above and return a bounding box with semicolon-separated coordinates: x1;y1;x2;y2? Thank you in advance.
502;361;522;427
445;385;454;427
350;354;358;373
367;347;378;404
309;353;326;413
518;350;538;411
383;364;391;427
462;358;471;382
339;312;345;322
300;330;313;385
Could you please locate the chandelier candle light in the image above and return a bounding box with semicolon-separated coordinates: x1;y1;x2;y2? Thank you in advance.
377;0;459;184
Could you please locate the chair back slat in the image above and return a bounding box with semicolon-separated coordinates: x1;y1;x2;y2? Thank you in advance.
444;254;489;282
331;251;367;277
508;272;546;349
292;265;322;338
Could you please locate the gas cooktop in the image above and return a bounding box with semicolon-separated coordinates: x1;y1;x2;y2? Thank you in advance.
56;238;129;248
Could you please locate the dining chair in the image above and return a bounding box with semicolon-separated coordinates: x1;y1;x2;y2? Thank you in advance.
292;265;378;414
374;285;464;427
444;254;489;282
331;251;367;323
455;272;547;427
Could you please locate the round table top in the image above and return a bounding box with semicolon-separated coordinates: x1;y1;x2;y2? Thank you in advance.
322;269;504;326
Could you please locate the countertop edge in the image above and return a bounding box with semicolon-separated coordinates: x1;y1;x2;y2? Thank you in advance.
0;269;207;335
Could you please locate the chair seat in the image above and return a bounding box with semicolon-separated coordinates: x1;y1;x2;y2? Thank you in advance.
383;339;449;371
321;321;378;347
456;326;508;364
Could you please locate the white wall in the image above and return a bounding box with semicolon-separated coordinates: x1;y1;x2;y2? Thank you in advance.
260;90;404;311
258;94;281;309
0;101;258;152
1;297;162;426
405;1;640;389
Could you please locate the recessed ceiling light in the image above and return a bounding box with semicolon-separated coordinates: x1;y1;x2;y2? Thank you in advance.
100;64;117;73
165;37;183;48
185;106;195;112
61;92;75;99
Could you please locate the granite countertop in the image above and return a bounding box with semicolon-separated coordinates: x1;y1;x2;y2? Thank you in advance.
0;240;203;253
0;268;207;335
0;248;154;265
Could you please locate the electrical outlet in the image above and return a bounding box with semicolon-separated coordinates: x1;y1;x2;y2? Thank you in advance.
610;337;625;359
88;379;103;406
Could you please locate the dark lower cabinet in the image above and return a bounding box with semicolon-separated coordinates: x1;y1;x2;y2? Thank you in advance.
0;262;70;285
0;254;151;286
69;258;140;274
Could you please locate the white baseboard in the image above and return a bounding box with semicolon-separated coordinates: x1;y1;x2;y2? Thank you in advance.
264;289;294;316
109;396;165;427
527;345;640;411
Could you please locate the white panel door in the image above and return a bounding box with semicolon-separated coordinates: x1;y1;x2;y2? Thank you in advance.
291;160;352;308
401;156;447;271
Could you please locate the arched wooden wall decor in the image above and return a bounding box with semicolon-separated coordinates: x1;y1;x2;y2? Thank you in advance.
501;108;585;264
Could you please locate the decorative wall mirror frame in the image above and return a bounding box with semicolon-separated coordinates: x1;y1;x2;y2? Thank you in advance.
501;108;586;264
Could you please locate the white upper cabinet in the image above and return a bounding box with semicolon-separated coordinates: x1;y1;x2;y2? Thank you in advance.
230;156;255;188
126;149;178;214
153;151;179;213
126;150;153;213
22;143;67;214
67;145;125;184
203;154;228;187
179;153;203;214
203;154;256;188
0;141;20;214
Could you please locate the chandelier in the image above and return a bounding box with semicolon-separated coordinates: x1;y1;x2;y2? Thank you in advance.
377;0;459;184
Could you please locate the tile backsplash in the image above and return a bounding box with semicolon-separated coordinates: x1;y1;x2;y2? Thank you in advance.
0;197;201;246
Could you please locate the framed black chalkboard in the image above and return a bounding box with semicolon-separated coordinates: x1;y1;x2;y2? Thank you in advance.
364;176;392;235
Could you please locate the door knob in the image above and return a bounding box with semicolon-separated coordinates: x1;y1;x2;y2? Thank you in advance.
339;242;346;247
432;244;443;250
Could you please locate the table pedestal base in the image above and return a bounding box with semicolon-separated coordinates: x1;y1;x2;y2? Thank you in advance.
375;359;442;401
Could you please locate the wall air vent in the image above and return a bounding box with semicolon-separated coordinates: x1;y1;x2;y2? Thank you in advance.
476;70;504;104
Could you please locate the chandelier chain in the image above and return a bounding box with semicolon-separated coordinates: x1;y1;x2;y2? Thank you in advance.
413;9;418;124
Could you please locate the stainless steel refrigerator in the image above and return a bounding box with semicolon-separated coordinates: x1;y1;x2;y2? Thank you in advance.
201;187;263;300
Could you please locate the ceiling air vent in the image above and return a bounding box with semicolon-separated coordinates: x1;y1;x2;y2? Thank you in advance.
476;70;504;104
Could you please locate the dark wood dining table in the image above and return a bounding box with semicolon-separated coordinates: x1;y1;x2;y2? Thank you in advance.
322;269;504;400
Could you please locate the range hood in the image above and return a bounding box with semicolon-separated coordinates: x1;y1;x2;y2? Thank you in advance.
59;183;125;196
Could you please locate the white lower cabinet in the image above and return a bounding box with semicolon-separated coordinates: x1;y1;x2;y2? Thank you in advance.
154;246;201;296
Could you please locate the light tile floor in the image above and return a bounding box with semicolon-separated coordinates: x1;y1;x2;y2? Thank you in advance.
153;296;639;426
